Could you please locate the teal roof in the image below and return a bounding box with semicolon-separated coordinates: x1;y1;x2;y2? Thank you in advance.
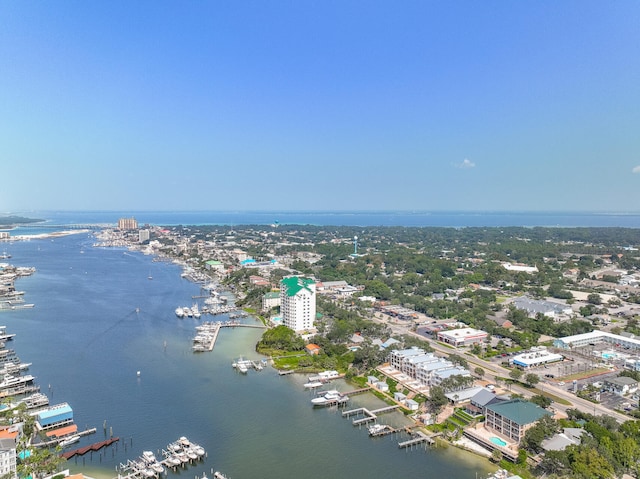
486;399;549;426
263;292;280;299
281;276;314;297
206;260;222;265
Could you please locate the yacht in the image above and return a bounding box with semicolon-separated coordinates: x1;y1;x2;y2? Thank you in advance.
368;424;389;436
59;434;80;447
304;381;323;389
311;390;348;406
175;307;185;318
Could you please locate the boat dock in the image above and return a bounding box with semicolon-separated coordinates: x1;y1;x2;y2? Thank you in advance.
398;431;441;449
192;321;266;353
192;323;221;352
342;405;400;425
368;425;398;437
116;436;206;479
61;436;119;459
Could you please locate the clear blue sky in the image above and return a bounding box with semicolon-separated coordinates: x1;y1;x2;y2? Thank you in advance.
2;1;639;212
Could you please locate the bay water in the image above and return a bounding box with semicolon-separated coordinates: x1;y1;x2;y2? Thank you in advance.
2;232;494;479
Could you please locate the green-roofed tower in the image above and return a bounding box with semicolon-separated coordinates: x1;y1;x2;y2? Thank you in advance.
280;276;316;332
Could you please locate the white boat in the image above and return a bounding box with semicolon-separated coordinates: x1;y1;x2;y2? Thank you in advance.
59;434;80;447
167;455;181;467
368;424;389;436
304;381;323;389
213;473;228;479
150;463;164;474
175;307;185;318
192;444;205;456
192;304;201;319
311;390;347;406
186;449;198;460
238;363;248;374
141;451;157;464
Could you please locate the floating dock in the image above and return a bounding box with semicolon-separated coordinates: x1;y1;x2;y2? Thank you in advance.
342;405;400;425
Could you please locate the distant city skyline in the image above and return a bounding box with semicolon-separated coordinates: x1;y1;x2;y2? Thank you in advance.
1;2;639;212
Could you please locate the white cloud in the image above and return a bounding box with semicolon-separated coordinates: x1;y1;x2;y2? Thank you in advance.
456;158;476;169
633;165;640;174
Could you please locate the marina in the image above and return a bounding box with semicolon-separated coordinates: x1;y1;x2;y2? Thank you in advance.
0;226;495;479
117;437;206;479
193;321;266;353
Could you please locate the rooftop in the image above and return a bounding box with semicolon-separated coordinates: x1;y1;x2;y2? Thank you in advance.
486;399;549;426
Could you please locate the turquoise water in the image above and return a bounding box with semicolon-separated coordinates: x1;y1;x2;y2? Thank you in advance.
3;233;494;479
489;437;507;447
5;209;640;229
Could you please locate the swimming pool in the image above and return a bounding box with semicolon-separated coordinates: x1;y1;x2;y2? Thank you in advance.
490;437;507;447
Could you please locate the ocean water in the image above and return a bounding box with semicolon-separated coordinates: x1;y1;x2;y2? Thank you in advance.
5;209;640;229
2;232;494;479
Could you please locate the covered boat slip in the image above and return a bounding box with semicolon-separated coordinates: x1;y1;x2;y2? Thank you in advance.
45;424;78;438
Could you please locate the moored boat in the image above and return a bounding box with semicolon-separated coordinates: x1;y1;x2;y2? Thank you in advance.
311;390;348;406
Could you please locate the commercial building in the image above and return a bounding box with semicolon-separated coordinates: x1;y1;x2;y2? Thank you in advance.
553;330;640;352
509;347;564;369
437;327;488;347
512;296;573;321
280;276;316;333
603;376;639;396
117;217;138;230
35;403;74;431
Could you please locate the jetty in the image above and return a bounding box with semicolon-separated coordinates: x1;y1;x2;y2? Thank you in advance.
342;404;400;425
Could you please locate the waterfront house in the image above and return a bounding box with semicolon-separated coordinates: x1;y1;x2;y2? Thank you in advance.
305;343;321;355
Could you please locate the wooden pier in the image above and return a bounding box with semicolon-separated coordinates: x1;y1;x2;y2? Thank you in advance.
61;436;119;459
398;431;440;449
342;405;400;425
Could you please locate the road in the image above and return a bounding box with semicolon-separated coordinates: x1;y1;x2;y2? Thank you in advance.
375;315;631;423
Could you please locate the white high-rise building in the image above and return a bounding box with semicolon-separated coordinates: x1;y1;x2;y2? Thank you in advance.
280;276;316;332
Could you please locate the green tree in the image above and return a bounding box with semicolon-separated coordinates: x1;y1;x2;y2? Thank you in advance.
426;386;448;416
509;368;523;382
587;293;603;305
474;366;485;379
524;372;540;387
569;447;614;479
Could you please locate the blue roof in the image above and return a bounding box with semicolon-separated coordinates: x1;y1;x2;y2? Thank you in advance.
37;404;73;420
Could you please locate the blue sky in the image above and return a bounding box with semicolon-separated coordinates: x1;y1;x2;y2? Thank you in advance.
1;1;639;212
